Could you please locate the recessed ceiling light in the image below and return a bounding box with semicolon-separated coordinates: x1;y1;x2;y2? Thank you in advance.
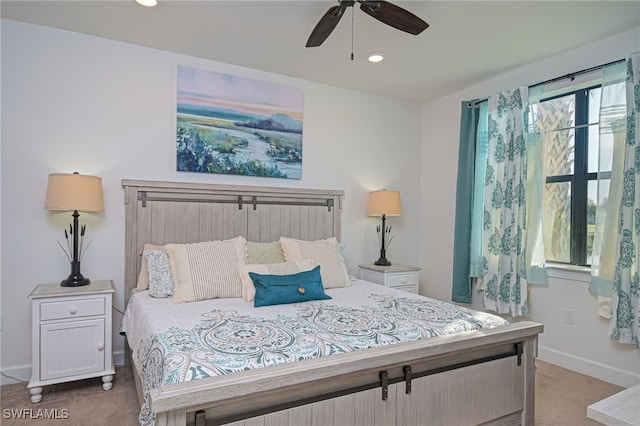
136;0;157;7
367;53;385;63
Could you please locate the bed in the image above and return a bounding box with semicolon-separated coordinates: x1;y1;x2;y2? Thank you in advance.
121;179;543;426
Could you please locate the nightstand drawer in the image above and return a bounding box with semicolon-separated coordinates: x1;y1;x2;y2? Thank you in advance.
359;264;421;294
387;273;418;288
40;297;105;321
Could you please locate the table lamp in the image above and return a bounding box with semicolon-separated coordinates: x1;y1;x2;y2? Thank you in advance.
45;172;104;286
367;190;401;266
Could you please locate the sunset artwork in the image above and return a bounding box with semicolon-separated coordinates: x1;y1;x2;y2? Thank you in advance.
176;65;304;179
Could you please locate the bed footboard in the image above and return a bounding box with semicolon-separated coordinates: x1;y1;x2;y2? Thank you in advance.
150;321;542;426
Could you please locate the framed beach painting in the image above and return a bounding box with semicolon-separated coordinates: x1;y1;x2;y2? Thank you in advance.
176;65;304;179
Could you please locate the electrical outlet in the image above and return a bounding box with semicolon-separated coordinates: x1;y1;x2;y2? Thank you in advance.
565;309;576;324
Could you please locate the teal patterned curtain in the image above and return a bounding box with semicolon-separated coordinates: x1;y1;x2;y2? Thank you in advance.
481;87;530;316
610;52;640;348
587;53;640;348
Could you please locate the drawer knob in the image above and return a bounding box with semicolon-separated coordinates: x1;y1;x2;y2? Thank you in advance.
400;279;407;284
97;342;104;351
69;307;77;315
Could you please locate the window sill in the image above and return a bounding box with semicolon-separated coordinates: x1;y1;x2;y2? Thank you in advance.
545;263;591;283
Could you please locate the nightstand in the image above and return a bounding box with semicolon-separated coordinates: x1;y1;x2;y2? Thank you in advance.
27;280;115;403
359;264;421;294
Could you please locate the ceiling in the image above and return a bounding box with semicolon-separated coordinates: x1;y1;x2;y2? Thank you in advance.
2;1;639;103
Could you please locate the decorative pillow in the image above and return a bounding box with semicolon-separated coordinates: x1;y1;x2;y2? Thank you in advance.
166;236;247;302
279;237;350;289
237;259;316;302
144;249;174;298
246;241;286;264
136;244;165;290
250;266;332;307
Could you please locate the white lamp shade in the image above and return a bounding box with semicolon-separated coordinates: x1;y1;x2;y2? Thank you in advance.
367;190;401;217
44;173;104;212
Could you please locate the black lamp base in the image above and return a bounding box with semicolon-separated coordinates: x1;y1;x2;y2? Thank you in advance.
61;261;90;287
61;275;90;287
374;249;391;266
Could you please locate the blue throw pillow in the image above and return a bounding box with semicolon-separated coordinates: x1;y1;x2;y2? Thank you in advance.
250;266;332;307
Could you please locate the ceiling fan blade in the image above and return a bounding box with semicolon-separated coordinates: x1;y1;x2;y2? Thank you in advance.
306;5;347;47
359;1;429;35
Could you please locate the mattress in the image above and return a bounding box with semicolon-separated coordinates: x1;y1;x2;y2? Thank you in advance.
121;279;508;425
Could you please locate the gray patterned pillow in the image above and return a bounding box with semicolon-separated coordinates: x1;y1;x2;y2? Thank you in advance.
246;241;286;264
137;243;165;290
144;249;174;298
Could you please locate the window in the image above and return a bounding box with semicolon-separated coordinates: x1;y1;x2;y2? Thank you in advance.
534;86;608;266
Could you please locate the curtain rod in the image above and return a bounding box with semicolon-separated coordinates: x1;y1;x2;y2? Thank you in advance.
468;58;625;108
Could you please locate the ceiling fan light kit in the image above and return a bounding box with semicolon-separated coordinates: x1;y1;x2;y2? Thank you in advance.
306;0;428;48
135;0;157;7
367;53;385;63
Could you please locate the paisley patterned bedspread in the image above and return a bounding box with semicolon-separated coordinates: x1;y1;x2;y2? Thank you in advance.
121;280;507;425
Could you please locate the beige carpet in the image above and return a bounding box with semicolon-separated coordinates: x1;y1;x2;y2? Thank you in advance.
0;360;624;425
535;360;623;425
0;366;139;426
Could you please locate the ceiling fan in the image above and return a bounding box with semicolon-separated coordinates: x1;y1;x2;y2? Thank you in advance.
306;0;429;48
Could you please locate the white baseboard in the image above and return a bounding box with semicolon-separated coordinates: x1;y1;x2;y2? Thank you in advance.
538;345;640;388
2;351;127;387
113;350;125;367
0;364;30;386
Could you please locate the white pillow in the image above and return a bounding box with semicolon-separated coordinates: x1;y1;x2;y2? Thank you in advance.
279;237;350;289
166;236;247;302
237;259;316;302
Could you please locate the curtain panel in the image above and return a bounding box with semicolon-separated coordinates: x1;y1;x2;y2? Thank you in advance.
590;60;627;311
470;102;489;279
524;86;548;285
609;52;640;348
481;88;530;316
452;101;481;304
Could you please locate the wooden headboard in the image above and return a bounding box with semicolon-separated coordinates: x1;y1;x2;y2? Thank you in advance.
122;179;344;301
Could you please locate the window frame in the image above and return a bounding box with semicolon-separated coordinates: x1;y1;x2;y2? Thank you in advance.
540;84;603;267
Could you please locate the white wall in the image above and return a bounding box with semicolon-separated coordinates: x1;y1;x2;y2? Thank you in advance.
0;19;422;384
420;27;640;387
